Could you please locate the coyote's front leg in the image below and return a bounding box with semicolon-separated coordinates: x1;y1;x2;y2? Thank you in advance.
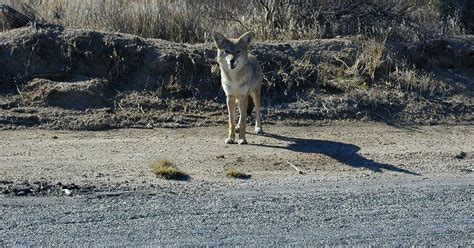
225;95;236;144
250;88;263;134
236;95;248;144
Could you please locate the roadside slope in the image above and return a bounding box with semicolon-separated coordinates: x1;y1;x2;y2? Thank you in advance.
1;25;473;130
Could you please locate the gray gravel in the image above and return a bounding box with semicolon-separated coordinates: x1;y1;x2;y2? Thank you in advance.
2;176;473;246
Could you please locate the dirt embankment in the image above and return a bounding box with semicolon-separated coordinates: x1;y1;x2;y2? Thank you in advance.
0;24;473;130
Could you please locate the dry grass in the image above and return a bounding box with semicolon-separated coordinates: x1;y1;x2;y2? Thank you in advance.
225;168;251;179
390;65;453;96
315;36;454;99
317;38;387;93
151;159;189;180
350;38;386;82
0;0;467;43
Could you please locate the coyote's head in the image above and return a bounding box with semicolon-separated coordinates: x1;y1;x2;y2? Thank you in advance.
213;32;253;71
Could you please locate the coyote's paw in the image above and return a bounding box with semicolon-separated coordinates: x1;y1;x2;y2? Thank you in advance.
225;138;235;144
238;139;248;145
255;127;264;134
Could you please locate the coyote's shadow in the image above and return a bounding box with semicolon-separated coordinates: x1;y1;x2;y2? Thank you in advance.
257;133;420;175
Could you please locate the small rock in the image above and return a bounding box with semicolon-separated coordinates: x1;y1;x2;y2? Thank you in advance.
12;185;32;196
65;183;80;190
63;189;72;196
454;151;467;160
15;190;27;196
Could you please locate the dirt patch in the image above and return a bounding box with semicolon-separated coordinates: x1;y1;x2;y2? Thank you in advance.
22;78;113;110
0;24;473;130
0;124;472;195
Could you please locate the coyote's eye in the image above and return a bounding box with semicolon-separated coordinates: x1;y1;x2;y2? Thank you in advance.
236;50;241;54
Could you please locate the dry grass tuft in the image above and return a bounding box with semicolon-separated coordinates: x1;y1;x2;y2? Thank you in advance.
390;65;453;96
225;168;251;179
152;159;189;180
350;38;387;82
318;38;387;93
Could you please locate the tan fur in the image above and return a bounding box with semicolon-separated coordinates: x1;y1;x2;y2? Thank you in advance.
213;32;263;144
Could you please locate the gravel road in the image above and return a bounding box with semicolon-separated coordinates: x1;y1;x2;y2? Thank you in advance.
1;176;473;246
1;123;473;245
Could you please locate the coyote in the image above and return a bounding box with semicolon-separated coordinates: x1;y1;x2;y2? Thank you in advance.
213;32;263;144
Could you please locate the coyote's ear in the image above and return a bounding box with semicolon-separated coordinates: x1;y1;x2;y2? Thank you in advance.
212;32;227;49
238;32;253;47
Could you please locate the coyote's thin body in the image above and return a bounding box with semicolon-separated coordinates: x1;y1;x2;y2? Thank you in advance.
213;32;263;144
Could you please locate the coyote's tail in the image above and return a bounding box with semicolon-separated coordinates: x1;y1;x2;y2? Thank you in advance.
247;97;254;115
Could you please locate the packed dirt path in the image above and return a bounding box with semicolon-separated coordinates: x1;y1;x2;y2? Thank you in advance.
0;122;472;190
1;122;473;245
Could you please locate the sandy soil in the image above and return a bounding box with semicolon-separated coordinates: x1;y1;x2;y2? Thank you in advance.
1;122;472;194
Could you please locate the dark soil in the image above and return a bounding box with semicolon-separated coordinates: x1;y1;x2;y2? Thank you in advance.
0;180;97;197
0;24;473;130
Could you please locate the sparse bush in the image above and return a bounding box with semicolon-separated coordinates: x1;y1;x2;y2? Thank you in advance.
151;159;189;180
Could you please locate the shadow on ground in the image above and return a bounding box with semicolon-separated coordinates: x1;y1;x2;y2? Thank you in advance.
255;133;420;176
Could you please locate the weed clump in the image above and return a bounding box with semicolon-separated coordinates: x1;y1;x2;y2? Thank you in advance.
152;159;189;180
225;168;251;179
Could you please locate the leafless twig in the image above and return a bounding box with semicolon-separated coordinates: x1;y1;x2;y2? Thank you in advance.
287;161;304;175
15;84;25;105
332;55;350;69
